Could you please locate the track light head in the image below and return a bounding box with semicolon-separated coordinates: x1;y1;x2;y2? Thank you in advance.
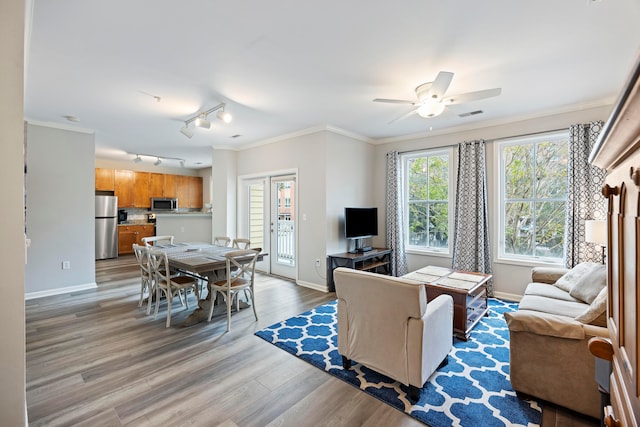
195;114;211;129
180;125;194;138
179;160;185;168
154;157;162;166
133;155;142;163
216;109;232;123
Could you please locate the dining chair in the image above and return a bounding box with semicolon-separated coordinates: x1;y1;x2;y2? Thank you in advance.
149;249;200;328
232;238;251;249
214;236;231;247
142;235;174;247
132;243;154;315
207;249;259;332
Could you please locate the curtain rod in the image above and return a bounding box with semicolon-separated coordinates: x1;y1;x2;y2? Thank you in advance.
395;126;571;155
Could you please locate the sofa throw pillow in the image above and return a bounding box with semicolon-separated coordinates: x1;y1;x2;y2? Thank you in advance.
575;286;608;324
569;264;607;304
554;262;599;293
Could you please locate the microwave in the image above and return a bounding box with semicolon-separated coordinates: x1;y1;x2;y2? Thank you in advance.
151;198;178;211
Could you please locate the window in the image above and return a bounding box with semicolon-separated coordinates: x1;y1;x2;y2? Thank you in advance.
403;149;452;253
498;131;568;262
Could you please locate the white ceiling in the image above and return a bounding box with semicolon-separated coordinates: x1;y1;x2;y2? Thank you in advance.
24;0;640;169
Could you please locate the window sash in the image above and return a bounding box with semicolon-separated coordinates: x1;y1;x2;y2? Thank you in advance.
498;132;568;262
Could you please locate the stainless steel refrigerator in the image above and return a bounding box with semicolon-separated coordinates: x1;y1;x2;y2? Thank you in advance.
95;195;118;260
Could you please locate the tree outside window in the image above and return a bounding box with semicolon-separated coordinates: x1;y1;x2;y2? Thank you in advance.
404;150;450;252
500;132;568;261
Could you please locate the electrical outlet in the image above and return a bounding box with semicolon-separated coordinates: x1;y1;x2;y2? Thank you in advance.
315;259;321;267
62;261;71;270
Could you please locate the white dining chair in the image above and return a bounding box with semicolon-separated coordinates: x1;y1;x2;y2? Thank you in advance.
214;236;231;247
207;249;259;332
149;249;200;328
132;243;154;314
142;235;174;247
232;238;251;249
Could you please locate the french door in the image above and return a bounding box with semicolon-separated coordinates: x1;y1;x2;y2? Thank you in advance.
240;174;297;279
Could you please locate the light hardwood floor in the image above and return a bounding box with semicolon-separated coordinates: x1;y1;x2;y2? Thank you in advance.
26;256;599;426
26;256;425;426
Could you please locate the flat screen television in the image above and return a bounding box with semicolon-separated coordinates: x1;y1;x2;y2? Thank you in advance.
345;207;378;239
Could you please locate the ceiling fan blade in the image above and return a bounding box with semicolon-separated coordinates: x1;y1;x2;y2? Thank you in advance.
427;71;454;101
444;88;502;105
373;98;415;104
388;108;418;124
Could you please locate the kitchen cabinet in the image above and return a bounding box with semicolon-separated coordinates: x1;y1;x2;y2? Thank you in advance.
188;176;203;208
149;173;164;199
95;168;115;191
164;174;178;198
175;175;203;209
96;169;202;209
118;224;155;254
133;172;150;208
114;170;134;207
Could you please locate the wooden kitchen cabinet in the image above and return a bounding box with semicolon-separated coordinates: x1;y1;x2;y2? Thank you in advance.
95;168;115;191
149;173;164;199
163;174;178;198
118;224;155;254
176;175;203;209
189;176;203;208
114;170;134;207
133;172;150;208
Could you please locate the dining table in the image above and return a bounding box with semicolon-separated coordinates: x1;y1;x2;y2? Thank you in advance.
153;242;266;326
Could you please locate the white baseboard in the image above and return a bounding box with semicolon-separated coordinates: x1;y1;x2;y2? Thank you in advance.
25;282;97;300
493;291;522;302
296;280;329;293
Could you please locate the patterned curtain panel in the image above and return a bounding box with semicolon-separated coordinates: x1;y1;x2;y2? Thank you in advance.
385;151;408;276
451;140;493;295
564;121;606;268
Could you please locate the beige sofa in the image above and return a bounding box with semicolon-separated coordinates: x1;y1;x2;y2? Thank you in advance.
333;267;454;401
504;264;609;419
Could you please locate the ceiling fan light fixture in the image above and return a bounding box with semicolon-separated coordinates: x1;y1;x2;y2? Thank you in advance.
417;101;445;118
216;109;232;123
195;114;211;129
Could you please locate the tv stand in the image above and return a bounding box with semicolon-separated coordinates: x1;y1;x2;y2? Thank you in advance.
326;248;393;292
355;246;373;253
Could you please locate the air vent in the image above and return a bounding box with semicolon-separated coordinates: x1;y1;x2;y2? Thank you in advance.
458;110;483;118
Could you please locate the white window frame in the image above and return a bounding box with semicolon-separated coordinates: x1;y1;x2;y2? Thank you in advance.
496;130;569;264
402;148;454;256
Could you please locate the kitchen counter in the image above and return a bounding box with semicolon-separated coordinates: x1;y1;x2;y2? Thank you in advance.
155;213;212;244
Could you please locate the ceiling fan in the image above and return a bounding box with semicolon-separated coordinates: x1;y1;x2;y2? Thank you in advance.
373;71;501;122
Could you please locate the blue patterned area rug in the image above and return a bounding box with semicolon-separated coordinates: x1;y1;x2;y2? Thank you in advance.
255;298;542;427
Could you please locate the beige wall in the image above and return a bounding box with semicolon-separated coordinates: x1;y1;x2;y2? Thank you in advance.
0;0;27;424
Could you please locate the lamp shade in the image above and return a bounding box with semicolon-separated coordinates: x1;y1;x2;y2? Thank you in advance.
585;220;607;245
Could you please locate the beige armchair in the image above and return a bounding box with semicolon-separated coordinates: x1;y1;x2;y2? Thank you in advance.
333;267;454;401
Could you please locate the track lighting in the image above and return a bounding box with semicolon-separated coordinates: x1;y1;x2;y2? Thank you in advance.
216;109;232;123
127;153;186;167
180;125;194;138
195;114;211;129
179;102;232;137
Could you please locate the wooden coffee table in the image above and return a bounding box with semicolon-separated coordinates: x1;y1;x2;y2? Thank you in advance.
403;266;492;341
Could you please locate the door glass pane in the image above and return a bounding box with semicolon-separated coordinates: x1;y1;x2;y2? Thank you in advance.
248;183;265;251
274;179;295;266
